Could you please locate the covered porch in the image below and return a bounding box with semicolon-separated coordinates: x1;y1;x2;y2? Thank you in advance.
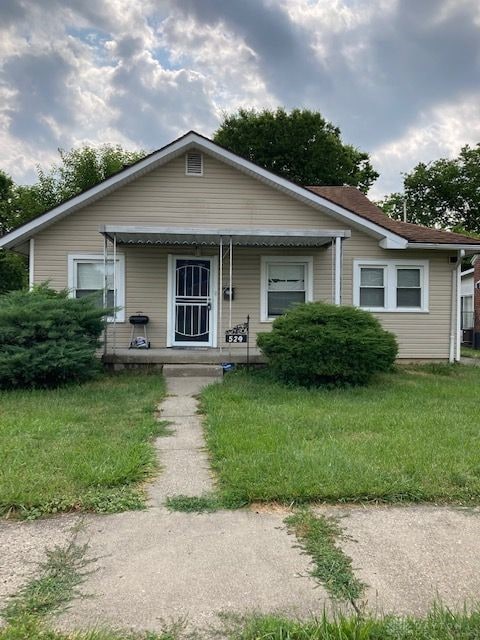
100;225;350;364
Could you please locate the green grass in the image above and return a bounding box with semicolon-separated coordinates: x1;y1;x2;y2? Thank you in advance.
461;346;480;359
201;366;480;505
165;494;224;513
2;536;91;623
0;372;167;518
0;624;174;639
228;609;480;640
285;510;364;607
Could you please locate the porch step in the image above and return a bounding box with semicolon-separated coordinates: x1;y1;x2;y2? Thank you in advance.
162;364;223;378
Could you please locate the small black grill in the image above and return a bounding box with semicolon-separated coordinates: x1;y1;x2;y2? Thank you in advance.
129;314;149;325
129;313;150;348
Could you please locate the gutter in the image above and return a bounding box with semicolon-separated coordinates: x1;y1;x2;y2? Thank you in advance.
407;242;480;251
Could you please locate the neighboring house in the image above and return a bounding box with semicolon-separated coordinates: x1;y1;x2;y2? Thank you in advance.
1;131;480;364
461;268;474;333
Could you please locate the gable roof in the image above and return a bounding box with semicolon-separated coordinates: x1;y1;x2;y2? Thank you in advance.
1;130;480;251
307;186;480;246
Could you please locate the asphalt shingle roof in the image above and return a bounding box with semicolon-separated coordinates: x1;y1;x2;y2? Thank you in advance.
306;185;480;245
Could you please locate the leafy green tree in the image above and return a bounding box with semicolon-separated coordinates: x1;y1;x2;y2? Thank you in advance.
0;145;146;293
39;144;146;205
0;171;27;292
0;252;27;293
1;145;146;235
379;144;480;233
214;108;379;193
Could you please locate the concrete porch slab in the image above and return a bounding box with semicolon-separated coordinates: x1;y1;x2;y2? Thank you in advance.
103;347;265;365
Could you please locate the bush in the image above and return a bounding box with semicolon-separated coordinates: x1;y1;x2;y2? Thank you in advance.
0;285;107;389
257;302;398;386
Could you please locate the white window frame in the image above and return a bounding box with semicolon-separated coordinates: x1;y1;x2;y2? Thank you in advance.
67;253;126;322
353;259;429;313
260;256;314;322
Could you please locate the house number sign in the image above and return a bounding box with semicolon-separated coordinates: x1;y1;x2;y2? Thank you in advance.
225;316;249;343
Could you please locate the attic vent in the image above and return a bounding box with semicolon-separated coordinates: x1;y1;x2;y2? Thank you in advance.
186;152;203;176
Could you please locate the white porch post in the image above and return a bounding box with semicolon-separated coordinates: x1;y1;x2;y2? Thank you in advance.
113;233;117;354
229;236;233;329
455;249;464;361
334;236;342;305
103;234;108;357
219;237;223;354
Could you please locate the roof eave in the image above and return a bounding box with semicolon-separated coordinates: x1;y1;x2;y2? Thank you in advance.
406;242;480;251
0;132;407;251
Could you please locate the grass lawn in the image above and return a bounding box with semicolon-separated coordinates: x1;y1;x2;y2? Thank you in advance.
0;372;166;518
461;345;480;359
201;365;480;505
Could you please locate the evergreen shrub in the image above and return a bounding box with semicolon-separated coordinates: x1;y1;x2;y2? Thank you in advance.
257;302;398;386
0;285;106;389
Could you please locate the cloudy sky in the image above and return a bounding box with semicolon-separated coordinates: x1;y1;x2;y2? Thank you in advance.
1;0;479;199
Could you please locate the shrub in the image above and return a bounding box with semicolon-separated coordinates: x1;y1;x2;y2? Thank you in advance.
0;285;107;389
257;302;398;386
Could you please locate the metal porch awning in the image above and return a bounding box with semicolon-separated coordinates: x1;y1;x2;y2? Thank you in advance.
100;225;350;247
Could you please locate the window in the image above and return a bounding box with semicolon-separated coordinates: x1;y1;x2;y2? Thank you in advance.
261;256;313;321
359;267;385;308
461;295;474;329
354;260;428;312
68;254;125;322
396;267;421;308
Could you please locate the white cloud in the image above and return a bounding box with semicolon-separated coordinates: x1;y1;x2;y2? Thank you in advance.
370;93;480;199
0;0;479;198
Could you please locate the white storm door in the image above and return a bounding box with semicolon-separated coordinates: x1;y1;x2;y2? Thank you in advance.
168;256;216;347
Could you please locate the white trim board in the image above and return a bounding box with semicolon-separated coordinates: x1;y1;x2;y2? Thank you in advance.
28;238;34;289
0;132;407;251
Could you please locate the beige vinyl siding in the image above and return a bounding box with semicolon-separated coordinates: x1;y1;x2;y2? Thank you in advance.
341;232;455;359
33;149;455;360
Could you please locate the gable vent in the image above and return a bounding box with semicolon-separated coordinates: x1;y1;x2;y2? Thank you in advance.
185;152;203;176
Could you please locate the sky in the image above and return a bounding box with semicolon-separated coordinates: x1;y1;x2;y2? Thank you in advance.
1;0;479;199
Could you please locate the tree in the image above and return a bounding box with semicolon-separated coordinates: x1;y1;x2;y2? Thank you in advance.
1;145;147;236
38;144;146;205
379;144;480;234
213;108;379;193
0;252;27;293
0;145;146;293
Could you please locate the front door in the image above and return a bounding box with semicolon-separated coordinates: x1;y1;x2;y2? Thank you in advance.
168;256;217;347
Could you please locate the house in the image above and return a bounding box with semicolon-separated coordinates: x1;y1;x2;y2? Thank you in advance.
463;256;480;348
461;268;474;342
1;131;480;365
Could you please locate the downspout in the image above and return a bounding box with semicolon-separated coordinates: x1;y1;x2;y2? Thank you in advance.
449;250;464;362
455;250;464;361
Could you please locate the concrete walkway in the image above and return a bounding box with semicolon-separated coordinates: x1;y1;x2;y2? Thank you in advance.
148;375;216;504
52;372;328;633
